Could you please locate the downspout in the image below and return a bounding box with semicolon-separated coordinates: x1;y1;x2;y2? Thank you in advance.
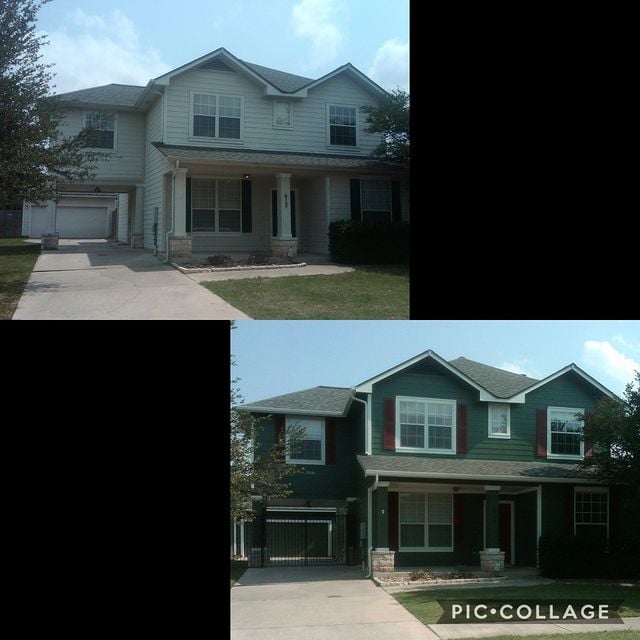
164;160;179;263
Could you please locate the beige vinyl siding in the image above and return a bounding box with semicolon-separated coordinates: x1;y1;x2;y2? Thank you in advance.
58;109;145;181
164;69;384;155
117;193;129;242
297;177;328;254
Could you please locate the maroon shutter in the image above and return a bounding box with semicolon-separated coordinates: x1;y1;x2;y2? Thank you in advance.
326;418;336;464
384;398;396;451
454;493;465;550
456;404;468;453
536;408;547;457
388;492;399;550
275;415;285;461
565;485;574;536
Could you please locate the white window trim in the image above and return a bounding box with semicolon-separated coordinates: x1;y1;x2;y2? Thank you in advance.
190;177;243;235
547;406;585;460
398;492;454;552
395;396;457;455
488;403;511;439
326;103;360;149
273;100;293;130
189;90;245;142
83;110;117;152
285;416;325;466
574;487;609;539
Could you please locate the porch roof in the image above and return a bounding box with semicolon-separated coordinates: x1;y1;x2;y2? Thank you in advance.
238;386;353;417
357;455;604;484
152;143;403;172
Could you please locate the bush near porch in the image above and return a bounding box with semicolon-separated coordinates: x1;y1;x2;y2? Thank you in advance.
328;220;409;265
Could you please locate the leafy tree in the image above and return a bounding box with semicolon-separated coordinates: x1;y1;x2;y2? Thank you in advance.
0;0;100;205
361;88;409;167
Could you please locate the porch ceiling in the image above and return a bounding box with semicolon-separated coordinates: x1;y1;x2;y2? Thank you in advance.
357;454;605;484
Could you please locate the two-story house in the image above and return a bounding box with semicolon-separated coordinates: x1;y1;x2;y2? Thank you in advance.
22;47;409;260
236;349;625;575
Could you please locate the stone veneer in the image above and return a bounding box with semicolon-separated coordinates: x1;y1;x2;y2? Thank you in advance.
130;233;144;249
371;550;396;574
271;238;298;259
169;235;192;259
479;549;505;573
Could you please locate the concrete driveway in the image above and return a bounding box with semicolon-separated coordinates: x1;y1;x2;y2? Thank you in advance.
232;566;436;640
12;240;250;320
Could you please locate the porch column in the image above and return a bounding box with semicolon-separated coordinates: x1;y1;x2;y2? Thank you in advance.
371;482;395;574
131;184;144;248
169;168;192;259
271;173;298;258
480;485;505;573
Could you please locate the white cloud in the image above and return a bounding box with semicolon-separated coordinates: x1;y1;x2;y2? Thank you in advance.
583;340;640;387
290;0;343;68
368;39;409;92
499;361;528;375
612;334;640;353
40;10;171;94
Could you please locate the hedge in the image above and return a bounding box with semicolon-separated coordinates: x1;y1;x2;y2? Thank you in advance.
328;220;409;265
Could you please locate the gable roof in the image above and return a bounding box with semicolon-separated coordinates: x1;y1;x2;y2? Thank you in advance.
238;386;353;417
241;60;313;93
448;357;539;398
56;84;146;108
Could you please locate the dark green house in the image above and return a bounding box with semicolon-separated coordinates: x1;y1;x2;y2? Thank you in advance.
236;349;623;574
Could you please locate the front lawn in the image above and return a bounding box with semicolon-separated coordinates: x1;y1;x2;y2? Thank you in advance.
0;238;40;320
231;559;248;586
470;633;636;640
202;265;409;319
393;582;640;625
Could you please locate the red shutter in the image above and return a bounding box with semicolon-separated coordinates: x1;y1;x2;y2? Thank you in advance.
326;418;336;464
456;404;468;453
565;485;574;536
536;408;547;457
275;415;285;461
388;492;399;550
384;398;396;451
454;493;465;550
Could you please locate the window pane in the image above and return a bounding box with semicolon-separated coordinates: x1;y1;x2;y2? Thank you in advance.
361;181;392;212
218;180;241;209
274;101;291;126
192;179;216;209
218;96;241;118
400;423;424;448
290;439;321;460
551;432;581;455
428;494;452;524
219;210;240;232
194;115;216;137
490;405;509;434
330;125;356;146
400;524;424;547
428;524;452;547
219;117;240;139
400;493;425;523
193;94;216;116
192;210;215;232
428;425;452;449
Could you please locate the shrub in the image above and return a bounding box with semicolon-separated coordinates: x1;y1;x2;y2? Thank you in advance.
328;220;409;265
409;570;432;581
208;255;235;267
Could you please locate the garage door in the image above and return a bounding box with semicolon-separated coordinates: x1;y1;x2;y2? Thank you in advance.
56;207;109;238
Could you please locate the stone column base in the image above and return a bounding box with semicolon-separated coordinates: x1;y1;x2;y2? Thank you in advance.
479;549;505;573
41;234;59;250
169;235;192;259
271;238;298;259
371;550;396;574
130;233;144;249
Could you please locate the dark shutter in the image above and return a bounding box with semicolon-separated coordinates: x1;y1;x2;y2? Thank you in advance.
350;179;361;221
456;404;468;454
275;415;285;461
391;181;402;223
388;492;399;551
536;408;547;457
271;190;278;237
241;180;252;233
383;398;395;451
185;177;192;234
326;418;336;464
565;486;574;536
454;494;465;550
290;191;297;238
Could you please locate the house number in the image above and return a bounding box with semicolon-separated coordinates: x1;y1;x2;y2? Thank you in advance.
284;194;289;209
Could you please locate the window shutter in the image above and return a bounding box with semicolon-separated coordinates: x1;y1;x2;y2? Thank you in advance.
185;177;192;234
271;190;278;237
388;492;399;551
391;181;402;223
275;415;285;461
326;418;336;464
350;179;361;221
241;180;252;233
536;408;547;457
456;404;468;453
383;398;395;451
454;494;465;550
565;486;574;536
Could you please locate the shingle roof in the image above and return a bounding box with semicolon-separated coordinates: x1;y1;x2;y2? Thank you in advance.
55;84;146;107
357;454;601;483
449;357;539;398
239;386;353;416
241;60;314;93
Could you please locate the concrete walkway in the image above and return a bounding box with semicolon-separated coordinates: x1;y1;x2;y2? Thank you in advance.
13;240;250;320
186;263;354;283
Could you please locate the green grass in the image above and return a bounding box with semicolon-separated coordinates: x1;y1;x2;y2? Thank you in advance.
231;559;248;586
393;583;640;625
0;238;40;320
467;633;637;640
202;265;409;319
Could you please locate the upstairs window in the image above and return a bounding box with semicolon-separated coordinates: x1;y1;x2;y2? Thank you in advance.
286;416;325;465
396;397;456;454
84;111;115;149
488;404;510;438
192;93;242;140
548;406;584;458
328;104;357;146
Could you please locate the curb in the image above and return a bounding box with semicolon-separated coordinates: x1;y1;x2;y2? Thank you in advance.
172;262;308;274
374;576;509;589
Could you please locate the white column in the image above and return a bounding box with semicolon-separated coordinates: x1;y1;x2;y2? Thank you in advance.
276;173;292;239
134;185;145;234
173;168;188;236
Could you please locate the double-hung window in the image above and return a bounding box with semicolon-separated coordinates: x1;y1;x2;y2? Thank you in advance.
84;111;116;149
361;180;392;223
575;488;608;546
399;492;453;551
488;404;510;438
396;397;456;454
548;406;584;458
191;178;241;233
328;104;357;146
285;416;325;465
192;93;242;140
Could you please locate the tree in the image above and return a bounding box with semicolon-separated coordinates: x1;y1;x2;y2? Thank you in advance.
0;0;100;205
361;88;410;167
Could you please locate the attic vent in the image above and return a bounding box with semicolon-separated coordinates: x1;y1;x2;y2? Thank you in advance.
199;58;235;72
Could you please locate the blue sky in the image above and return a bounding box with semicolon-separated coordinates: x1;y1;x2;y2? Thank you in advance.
232;320;640;404
36;0;409;94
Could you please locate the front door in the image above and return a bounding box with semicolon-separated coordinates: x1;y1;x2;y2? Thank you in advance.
499;502;513;564
271;190;297;238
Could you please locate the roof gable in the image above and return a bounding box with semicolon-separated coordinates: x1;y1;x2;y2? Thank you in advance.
449;357;539;398
302;63;388;98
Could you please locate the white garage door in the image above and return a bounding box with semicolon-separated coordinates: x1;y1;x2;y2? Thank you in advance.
56;207;109;238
